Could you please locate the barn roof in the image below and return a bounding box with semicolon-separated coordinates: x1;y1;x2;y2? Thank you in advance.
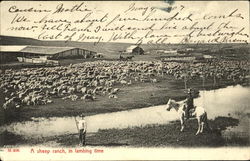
0;45;27;52
20;46;77;55
126;45;139;50
0;45;96;55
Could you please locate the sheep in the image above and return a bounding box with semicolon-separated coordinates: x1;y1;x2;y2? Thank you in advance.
151;78;158;83
81;94;94;101
120;80;127;85
22;95;32;105
80;87;87;94
3;99;16;110
68;87;76;94
111;88;120;94
109;94;118;99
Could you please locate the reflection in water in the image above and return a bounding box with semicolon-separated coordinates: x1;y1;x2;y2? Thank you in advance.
1;105;177;138
195;85;250;119
0;85;249;139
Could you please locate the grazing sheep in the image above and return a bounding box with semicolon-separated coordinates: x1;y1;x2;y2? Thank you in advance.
151;78;158;83
81;94;94;101
109;94;118;99
80;87;87;94
120;80;127;85
105;87;112;93
3;99;15;110
68;87;76;94
1;60;248;110
111;88;120;94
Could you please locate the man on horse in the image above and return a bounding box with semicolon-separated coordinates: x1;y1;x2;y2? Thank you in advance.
185;88;194;120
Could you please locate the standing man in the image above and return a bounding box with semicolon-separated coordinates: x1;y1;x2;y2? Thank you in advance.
185;88;194;120
76;114;87;146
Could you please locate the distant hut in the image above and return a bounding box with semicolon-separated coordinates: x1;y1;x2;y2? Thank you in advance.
126;45;144;55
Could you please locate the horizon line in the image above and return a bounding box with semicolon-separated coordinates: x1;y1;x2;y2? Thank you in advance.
0;35;249;45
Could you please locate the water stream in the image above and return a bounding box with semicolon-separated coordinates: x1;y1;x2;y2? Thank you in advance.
1;85;249;139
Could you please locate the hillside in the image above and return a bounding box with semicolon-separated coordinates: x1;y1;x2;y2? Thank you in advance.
0;35;133;55
1;35;249;58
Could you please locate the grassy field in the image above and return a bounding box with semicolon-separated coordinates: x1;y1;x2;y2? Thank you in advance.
1;72;238;125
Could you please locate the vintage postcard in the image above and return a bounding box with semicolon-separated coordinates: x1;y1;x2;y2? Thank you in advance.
0;0;249;160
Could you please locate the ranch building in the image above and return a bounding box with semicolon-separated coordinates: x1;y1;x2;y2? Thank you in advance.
126;45;144;55
0;45;97;64
0;46;26;64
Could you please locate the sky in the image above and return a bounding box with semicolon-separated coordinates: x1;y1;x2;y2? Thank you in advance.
0;1;249;44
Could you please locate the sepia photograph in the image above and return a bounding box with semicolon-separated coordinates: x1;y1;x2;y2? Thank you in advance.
0;0;249;160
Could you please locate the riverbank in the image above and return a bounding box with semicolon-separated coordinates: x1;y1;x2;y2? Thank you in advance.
1;84;249;147
2;116;249;147
70;116;249;147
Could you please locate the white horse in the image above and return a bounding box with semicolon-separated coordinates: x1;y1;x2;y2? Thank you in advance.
166;98;210;135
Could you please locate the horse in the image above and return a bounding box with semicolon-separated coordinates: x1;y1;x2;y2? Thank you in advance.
166;98;210;135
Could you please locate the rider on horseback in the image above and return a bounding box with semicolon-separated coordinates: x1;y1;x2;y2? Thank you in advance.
184;88;194;120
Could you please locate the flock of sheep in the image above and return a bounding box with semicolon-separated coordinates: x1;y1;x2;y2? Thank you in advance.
1;59;249;111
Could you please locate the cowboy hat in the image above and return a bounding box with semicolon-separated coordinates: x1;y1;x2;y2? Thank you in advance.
80;114;85;117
